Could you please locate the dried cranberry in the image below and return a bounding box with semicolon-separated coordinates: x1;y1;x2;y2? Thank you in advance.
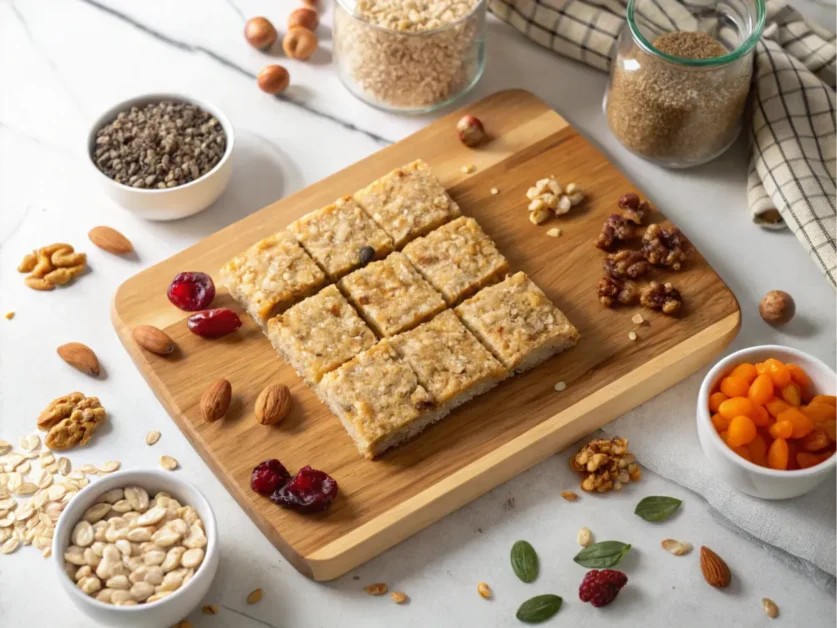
187;308;242;338
251;459;291;496
271;465;338;513
167;272;216;311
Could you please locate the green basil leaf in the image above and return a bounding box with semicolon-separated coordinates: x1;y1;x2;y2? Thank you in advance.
511;540;539;583
634;496;683;522
516;594;562;623
573;541;631;568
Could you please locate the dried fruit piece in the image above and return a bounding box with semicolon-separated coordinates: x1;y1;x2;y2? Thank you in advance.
579;570;627;608
257;65;290;95
477;582;492;599
251;459;291;496
700;546;731;588
187;308;242;338
255;384;291;426
762;597;779;618
56;343;101;377
288;7;319;30
283;27;318;60
456;115;485;147
661;539;692;555
167;272;216;311
88;226;133;254
200;379;232;422
364;583;388;595
244;16;277;50
759;290;795;326
271;465;338;513
246;588;263;604
132;325;175;356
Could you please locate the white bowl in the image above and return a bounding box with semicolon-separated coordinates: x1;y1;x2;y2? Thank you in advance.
53;470;219;628
697;345;836;500
87;94;234;221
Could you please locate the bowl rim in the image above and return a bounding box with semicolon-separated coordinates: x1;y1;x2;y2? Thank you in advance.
698;344;837;478
86;93;235;195
52;469;218;614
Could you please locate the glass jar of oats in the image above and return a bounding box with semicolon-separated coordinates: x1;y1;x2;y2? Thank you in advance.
605;0;764;168
333;0;486;114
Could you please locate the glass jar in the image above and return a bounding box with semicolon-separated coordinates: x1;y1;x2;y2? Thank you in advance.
604;0;765;168
333;0;486;114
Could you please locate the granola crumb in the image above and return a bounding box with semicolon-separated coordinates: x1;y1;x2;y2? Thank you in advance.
4;312;13;320
461;164;476;174
631;313;645;325
490;187;499;195
561;490;579;501
554;381;567;392
390;591;408;604
628;331;638;341
546;227;562;238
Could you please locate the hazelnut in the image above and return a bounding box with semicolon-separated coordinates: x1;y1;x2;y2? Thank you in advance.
759;290;795;326
456;114;485;147
257;64;290;95
244;17;277;51
288;7;319;31
283;27;318;60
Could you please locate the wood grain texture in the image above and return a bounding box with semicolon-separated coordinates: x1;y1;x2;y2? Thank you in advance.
112;89;740;581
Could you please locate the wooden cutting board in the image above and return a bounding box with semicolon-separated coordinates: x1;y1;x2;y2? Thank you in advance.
112;89;740;581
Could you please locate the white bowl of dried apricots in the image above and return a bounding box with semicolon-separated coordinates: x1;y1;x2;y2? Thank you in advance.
697;345;836;500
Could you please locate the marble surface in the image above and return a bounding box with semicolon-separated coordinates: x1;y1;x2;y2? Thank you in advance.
1;0;835;626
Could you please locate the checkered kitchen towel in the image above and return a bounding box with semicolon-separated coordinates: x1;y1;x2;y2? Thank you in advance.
490;0;837;287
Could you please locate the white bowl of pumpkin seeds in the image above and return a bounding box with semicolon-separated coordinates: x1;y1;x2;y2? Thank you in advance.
88;93;234;221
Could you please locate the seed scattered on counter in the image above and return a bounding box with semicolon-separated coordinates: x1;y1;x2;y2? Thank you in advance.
247;588;264;604
628;331;637;341
145;430;161;446
762;597;779;619
92;100;226;189
244;16;277;50
257;64;290;95
58;457;71;475
390;591;408;604
160;455;179;471
561;490;578;502
759;290;795;326
202;604;219;614
461;164;476;174
546;227;562;238
490;187;499;195
4;312;14;320
477;582;492;599
364;583;388;596
661;539;692;556
456;114;485;147
554;381;567;392
577;527;593;547
283;27;318;60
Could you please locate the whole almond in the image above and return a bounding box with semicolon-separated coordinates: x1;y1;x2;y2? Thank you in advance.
56;342;100;376
88;226;133;255
255;384;291;425
201;379;232;422
132;325;175;355
700;546;731;588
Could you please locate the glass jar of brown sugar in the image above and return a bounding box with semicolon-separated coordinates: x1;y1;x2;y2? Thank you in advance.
604;0;765;168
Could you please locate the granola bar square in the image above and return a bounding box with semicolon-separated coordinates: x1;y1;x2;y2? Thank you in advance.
455;272;579;372
288;196;393;280
220;232;327;326
353;159;460;248
390;310;506;411
403;216;510;305
318;340;445;459
337;252;446;337
267;285;377;384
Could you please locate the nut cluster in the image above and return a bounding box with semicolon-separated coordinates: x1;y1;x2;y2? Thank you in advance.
640;281;683;315
527;177;585;225
17;243;87;291
93;101;226;189
37;393;106;451
570;436;641;493
64;487;207;606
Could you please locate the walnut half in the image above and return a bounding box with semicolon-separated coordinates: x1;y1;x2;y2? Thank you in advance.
38;393;106;451
642;224;690;270
640;281;683;316
597;276;639;308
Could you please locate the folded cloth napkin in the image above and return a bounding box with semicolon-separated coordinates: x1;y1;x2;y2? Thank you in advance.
489;0;837;288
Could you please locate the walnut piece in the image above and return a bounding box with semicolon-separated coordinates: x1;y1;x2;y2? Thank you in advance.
38;393;106;450
18;242;87;290
604;250;651;280
618;193;652;225
570;436;641;493
641;281;683;315
642;223;690;270
597;276;639;308
596;214;634;250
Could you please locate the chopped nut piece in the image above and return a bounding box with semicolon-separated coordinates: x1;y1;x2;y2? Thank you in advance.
529;206;551;225
631;313;645;325
554;381;567;392
364;583;388;596
628;331;638;341
618;193;652;225
546;227;562;238
763;598;779;619
640;281;683;315
561;490;579;501
490;187;499;195
570;436;641;493
642;223;690;270
661;539;693;555
390;591;408;604
202;604;218;614
477;582;492;599
596;214;634;250
461;164;476;174
604;250;651;280
577;527;593;547
598;276;639;308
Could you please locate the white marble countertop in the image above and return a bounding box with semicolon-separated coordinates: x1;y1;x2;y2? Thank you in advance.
1;0;835;626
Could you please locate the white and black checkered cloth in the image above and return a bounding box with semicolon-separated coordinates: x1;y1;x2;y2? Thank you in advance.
490;0;837;287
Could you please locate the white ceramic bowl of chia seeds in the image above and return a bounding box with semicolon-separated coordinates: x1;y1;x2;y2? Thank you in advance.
87;93;234;221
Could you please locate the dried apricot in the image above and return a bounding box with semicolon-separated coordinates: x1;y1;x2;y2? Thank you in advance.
780;383;802;407
765;359;791;387
786;441;800;470
708;392;728;412
765;397;791;418
711;413;731;432
732;445;751;461
729;363;758;384
720;376;750;398
800;403;835;423
727;415;757;447
811;395;837;407
822;420;836;441
748;434;768;466
768;420;793;440
786;364;813;397
755;362;767;375
748;375;774;406
802;429;830;452
718;397;755;420
777;408;814;439
751;404;770;427
767;438;789;470
796;452;820;469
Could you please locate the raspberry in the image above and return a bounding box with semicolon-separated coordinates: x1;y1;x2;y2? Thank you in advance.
167;272;215;311
271;465;338;513
250;459;291;496
578;569;628;608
